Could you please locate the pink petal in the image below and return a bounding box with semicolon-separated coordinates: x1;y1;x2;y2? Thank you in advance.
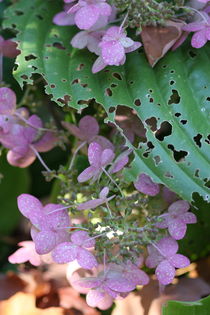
8;241;41;266
75;5;100;30
79;115;99;140
110;153;129;173
62;121;84;139
101;149;115;166
205;27;210;40
7;149;36;168
124;41;141;53
71;31;89;49
97;2;112;16
53;11;75;26
73;277;102;289
155;260;175;285
92;135;114;150
34;230;57;255
77;198;104;210
0;87;16;115
88;142;102;166
134;173;160;196
191;30;207;48
168;254;190;269
17;194;42;219
71;231;95;248
94;292;113;310
77;165;98;182
86;289;106;308
33;132;56;152
99;187;109;199
145;245;162;268
101;41;125;65
77;248;98;269
181;212;197;224
52;242;78;263
168;200;189;215
182;22;205;32
168;219;187;240
106;277;135;293
157;237;178;257
92;56;106;73
1;39;20;58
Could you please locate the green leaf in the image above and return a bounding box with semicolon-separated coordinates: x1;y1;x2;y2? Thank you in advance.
162;295;210;315
3;0;210;202
0;153;29;235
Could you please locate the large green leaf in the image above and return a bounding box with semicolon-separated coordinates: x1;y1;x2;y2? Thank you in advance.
162;295;210;315
3;0;210;202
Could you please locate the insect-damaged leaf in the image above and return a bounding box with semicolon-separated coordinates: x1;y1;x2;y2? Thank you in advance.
3;0;210;203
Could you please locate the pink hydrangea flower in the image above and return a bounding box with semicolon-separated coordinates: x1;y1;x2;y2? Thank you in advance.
73;267;136;309
77;187;115;210
17;194;71;255
92;26;141;73
134;173;160;196
145;237;190;285
109;149;131;174
77;142;115;183
0;36;20;58
156;200;197;240
62;115;113;150
52;230;98;270
68;0;112;30
53;3;75;26
8;241;41;266
182;12;210;48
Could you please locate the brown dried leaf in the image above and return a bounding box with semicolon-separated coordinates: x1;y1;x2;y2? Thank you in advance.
0;272;27;300
141;21;184;67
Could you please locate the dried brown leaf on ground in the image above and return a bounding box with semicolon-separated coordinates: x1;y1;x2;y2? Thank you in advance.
141;21;184;67
112;277;210;315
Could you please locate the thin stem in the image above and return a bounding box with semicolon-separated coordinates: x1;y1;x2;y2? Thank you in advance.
102;167;124;197
15;112;56;132
105;201;113;217
56;226;88;231
30;145;52;172
69;141;86;171
182;6;209;23
119;12;128;32
47;205;74;214
84;232;107;243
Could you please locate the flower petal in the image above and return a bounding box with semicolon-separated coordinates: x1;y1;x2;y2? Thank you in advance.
77;248;98;269
191;30;207;48
0;87;16;115
168;254;190;268
181;212;197;224
168;219;187;240
157;237;178;257
168;200;189;215
34;230;57;255
155;260;175;285
75;5;100;30
77;165;98;182
101;41;125;65
79;115;99;140
52;242;78;263
17;193;42;219
71;231;95;248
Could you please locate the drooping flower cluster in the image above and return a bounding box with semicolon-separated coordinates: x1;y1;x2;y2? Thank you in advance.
8;113;198;310
0;87;56;168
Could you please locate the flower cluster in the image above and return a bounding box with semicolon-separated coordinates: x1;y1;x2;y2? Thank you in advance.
0;87;56;168
8;113;198;310
53;0;210;72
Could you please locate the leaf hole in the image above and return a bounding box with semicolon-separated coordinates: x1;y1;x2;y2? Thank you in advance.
180;120;187;125
193;134;202;148
112;72;122;80
109;107;115;113
145;117;157;131
129;81;134;85
175;112;181;117
206;97;210;102
149;98;154;103
188;50;197;58
25;54;37;61
155;121;172;141
134;99;141;106
50;84;55;88
105;88;112;96
154;155;161;165
53;42;65;50
76;63;84;71
170;80;175;85
111;83;117;88
21;75;28;80
170;70;175;74
164;172;174;178
167;144;188;162
168;89;180;105
194;169;200;178
15;10;24;16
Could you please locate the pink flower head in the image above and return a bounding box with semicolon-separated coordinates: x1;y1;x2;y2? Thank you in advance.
52;230;98;270
73;267;137;309
77;187;115;210
145;237;190;285
68;0;112;30
182;12;210;48
63;115;113;150
8;241;41;266
77;142;115;183
92;26;141;73
17;194;71;255
134;173;160;196
156;200;197;240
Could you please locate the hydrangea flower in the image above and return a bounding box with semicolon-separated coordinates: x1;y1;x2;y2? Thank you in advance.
0;36;20;58
77;187;115;210
134;173;160;196
145;237;190;285
73;267;137;309
62;115;113;150
17;194;71;255
8;241;41;266
77;142;115;183
52;230;98;270
53;3;75;26
68;0;112;30
182;12;210;48
156;200;197;240
92;26;141;73
109;149;131;174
